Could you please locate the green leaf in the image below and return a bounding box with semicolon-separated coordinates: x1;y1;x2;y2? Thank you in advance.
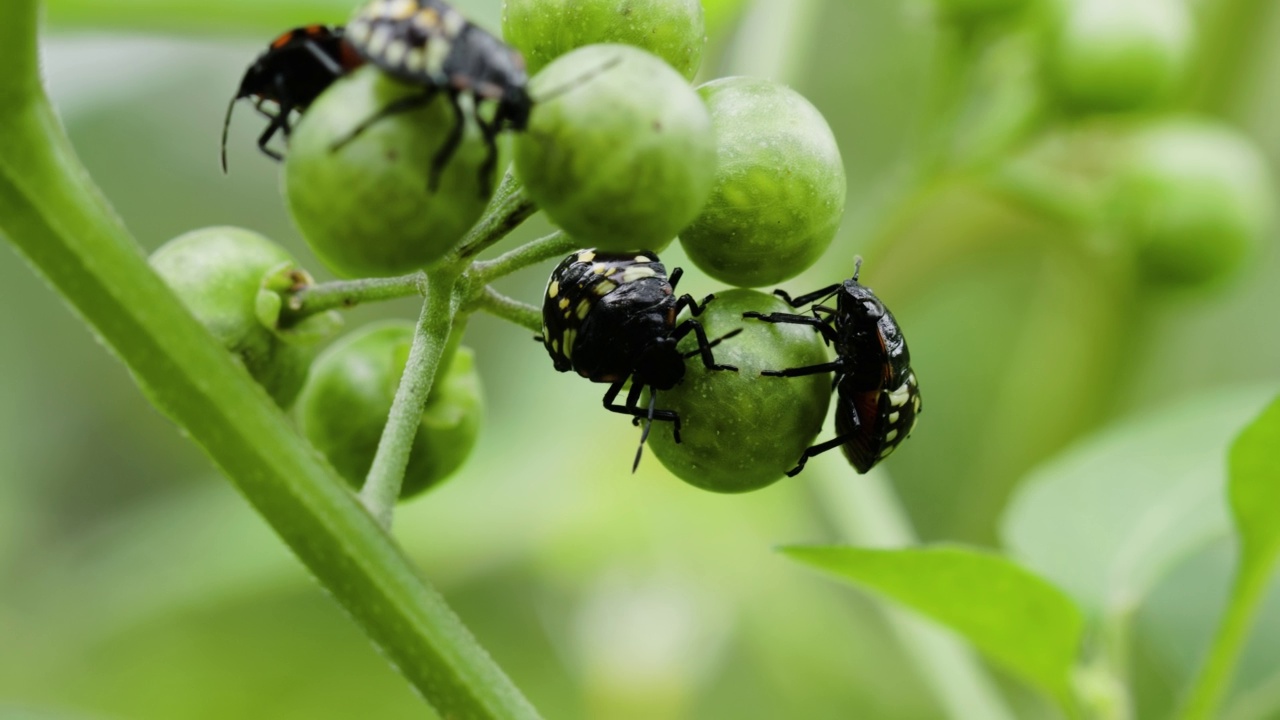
1002;386;1274;617
1229;393;1280;567
782;544;1084;706
1180;392;1280;720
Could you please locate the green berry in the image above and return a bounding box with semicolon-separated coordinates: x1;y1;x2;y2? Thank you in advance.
514;44;715;253
284;66;495;278
296;322;484;499
503;0;706;81
1113;119;1274;287
648;289;831;493
1045;0;1192;113
679;77;846;288
150;226;334;407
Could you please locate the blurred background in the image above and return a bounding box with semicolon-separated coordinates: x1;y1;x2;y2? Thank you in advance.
2;0;1279;717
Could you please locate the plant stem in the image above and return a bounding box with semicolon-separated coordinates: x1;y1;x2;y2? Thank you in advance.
454;174;538;260
279;271;426;327
1;4;538;715
470;230;577;284
471;286;543;334
1178;558;1274;720
1190;0;1277;114
359;267;460;529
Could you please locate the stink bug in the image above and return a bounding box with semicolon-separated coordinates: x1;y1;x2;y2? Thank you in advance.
336;0;531;193
541;249;740;470
220;25;364;171
744;259;921;475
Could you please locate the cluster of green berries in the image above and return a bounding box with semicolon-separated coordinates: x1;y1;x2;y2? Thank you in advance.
943;0;1274;287
149;0;1274;504
153;0;865;501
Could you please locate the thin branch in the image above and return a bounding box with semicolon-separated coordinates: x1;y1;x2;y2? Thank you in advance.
470;230;577;284
279;271;426;327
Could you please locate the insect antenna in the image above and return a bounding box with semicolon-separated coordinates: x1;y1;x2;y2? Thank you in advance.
632;389;659;473
220;95;240;174
852;254;864;282
530;56;624;105
681;327;743;359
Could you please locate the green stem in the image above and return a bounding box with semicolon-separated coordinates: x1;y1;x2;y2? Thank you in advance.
280;270;426;326
1190;0;1277;114
454;175;538;260
470;230;576;284
471;286;543;334
1178;558;1275;720
358;267;460;529
0;3;537;717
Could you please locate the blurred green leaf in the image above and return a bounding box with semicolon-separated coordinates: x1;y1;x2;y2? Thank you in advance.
1229;393;1280;566
1180;393;1280;720
781;544;1084;706
1002;385;1275;617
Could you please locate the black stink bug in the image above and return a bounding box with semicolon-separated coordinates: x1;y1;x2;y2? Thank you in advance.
336;0;532;192
744;259;921;476
542;249;741;470
221;25;364;171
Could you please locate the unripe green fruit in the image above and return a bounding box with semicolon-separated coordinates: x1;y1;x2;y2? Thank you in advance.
679;77;846;288
514;44;715;252
1113;119;1274;287
150;226;326;407
1045;0;1192;113
296;322;484;499
285;66;494;278
502;0;706;81
649;289;831;493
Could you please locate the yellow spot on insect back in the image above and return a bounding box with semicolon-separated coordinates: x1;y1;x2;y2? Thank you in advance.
578;250;596;263
548;280;559;298
620;265;657;283
383;0;417;20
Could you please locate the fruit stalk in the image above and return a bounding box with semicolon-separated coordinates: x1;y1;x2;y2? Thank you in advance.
359;267;462;528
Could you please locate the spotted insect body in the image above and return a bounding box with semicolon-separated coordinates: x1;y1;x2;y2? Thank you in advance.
338;0;532;192
541;250;740;470
745;262;922;475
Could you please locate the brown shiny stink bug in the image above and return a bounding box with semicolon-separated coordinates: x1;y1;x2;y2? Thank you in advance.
745;259;921;475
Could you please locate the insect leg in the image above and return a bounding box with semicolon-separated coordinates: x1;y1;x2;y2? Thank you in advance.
786;434;851;477
773;283;841;308
427;90;467;192
672;320;740;372
254;113;288;162
672;293;718;317
759;359;845;378
742;311;839;344
330;86;439;152
475;113;500;197
603;381;682;443
301;37;347;78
